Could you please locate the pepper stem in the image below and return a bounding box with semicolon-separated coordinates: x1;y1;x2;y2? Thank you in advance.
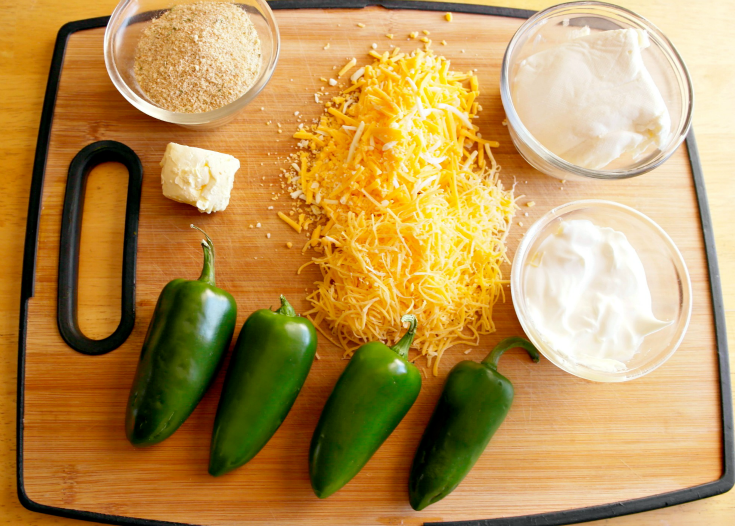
191;224;215;287
481;336;540;370
275;295;296;317
390;314;418;360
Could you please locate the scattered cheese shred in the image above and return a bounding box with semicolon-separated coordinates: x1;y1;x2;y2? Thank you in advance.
283;48;516;373
338;58;357;78
311;224;322;246
278;211;302;233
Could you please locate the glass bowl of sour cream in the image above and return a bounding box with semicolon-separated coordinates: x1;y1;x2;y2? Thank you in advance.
500;2;693;181
511;200;692;382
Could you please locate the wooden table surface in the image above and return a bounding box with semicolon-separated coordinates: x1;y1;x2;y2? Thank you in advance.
0;1;732;525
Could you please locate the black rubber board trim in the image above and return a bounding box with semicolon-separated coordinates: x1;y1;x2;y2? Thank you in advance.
17;2;733;526
57;140;143;355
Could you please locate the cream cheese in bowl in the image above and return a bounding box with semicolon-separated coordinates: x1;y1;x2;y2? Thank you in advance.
523;219;671;372
512;28;671;170
499;2;694;180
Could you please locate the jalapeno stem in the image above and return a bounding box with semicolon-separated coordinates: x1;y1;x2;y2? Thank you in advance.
191;224;215;287
276;295;296;317
391;314;418;360
481;336;540;370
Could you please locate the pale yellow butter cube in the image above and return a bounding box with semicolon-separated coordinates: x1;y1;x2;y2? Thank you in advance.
160;142;240;213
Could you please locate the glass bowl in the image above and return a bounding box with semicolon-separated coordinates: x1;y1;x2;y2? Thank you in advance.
500;1;693;181
510;200;692;382
104;0;280;129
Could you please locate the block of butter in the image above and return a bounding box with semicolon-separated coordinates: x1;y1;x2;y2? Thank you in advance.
160;142;240;213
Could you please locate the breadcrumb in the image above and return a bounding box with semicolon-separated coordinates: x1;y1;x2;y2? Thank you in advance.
134;2;261;113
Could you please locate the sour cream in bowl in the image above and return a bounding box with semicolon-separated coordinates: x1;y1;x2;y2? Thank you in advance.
511;200;692;382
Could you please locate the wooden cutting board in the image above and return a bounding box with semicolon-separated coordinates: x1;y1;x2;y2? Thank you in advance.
19;4;731;526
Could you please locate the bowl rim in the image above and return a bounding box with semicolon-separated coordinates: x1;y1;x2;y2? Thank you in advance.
104;0;280;126
510;199;693;382
500;0;694;180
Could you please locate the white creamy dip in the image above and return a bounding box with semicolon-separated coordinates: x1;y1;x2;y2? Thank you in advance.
512;28;671;170
523;219;671;372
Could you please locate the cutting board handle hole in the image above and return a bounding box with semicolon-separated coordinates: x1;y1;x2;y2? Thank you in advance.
57;141;143;355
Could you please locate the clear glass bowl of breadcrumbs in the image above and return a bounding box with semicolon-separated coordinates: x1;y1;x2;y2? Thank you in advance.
105;0;280;129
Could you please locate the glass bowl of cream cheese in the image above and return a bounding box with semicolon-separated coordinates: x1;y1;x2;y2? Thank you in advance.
511;200;692;382
500;2;693;180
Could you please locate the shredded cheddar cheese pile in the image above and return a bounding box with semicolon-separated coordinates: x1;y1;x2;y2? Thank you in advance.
283;48;516;374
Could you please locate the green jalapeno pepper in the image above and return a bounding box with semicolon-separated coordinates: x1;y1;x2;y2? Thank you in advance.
409;336;539;510
209;295;317;476
125;225;237;447
309;315;422;499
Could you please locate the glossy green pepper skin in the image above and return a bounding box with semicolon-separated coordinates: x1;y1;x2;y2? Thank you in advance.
125;226;237;447
310;315;422;499
209;295;317;476
409;337;539;511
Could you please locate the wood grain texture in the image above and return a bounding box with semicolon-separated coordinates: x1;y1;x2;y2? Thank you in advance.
2;1;734;526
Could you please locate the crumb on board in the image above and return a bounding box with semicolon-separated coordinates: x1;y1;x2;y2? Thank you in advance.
357;22;365;28
323;43;330;50
286;242;293;248
445;12;453;21
526;201;536;207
